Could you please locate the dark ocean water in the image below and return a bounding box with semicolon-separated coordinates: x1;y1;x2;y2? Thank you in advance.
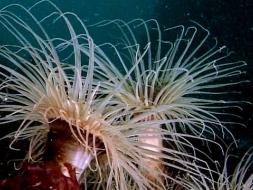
0;0;252;181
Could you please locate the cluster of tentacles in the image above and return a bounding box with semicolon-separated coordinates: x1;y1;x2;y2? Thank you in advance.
0;1;252;190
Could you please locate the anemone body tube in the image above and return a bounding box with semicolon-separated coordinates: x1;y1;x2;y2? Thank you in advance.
44;119;102;180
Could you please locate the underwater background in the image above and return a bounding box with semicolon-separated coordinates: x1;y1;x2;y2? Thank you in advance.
0;0;252;180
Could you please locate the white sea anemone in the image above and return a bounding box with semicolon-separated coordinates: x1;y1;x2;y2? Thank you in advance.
91;19;247;143
0;1;171;189
180;148;253;190
0;1;249;190
87;18;249;189
217;150;253;190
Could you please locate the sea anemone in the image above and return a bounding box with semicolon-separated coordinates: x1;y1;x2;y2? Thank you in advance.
0;1;171;189
216;149;253;190
180;147;253;190
0;1;251;190
88;18;249;188
0;1;202;189
91;18;246;143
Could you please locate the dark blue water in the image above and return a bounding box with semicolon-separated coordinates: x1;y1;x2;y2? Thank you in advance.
0;0;251;62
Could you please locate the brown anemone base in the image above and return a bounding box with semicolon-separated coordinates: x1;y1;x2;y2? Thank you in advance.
0;161;80;190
